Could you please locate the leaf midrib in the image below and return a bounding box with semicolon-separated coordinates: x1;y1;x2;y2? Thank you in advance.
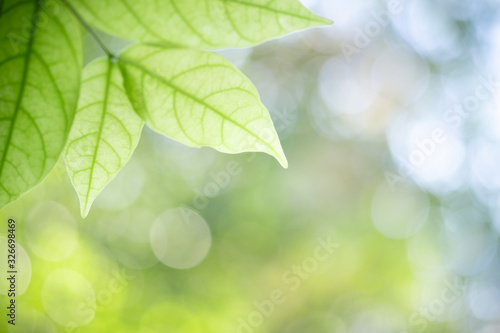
83;59;113;213
119;57;283;160
0;1;40;183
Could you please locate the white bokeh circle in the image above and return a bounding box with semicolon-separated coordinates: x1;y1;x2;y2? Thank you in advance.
150;208;211;269
371;182;429;239
41;269;96;327
0;237;31;296
25;201;78;261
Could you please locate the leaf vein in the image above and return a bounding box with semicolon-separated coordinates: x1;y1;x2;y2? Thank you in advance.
121;58;281;157
0;1;40;183
84;60;112;210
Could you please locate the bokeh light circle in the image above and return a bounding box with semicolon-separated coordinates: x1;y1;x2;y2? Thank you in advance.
25;201;78;261
41;269;96;327
469;281;500;321
440;208;497;276
371;45;430;104
0;237;31;296
7;307;56;333
150;208;211;269
371;181;429;239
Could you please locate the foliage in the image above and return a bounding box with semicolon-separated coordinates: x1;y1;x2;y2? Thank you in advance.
0;0;331;216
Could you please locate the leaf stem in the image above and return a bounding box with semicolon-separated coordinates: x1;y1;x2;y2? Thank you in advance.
59;0;115;59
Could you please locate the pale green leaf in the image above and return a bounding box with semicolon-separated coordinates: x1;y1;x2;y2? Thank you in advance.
64;57;143;217
0;0;82;208
70;0;332;49
118;44;287;167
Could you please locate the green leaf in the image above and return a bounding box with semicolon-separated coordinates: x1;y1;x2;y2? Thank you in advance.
64;57;143;218
118;44;287;168
0;0;82;208
69;0;332;49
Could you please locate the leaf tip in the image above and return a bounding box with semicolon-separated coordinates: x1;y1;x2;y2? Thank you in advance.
269;147;288;169
78;194;95;219
322;17;334;26
80;202;91;219
313;15;333;26
278;154;288;169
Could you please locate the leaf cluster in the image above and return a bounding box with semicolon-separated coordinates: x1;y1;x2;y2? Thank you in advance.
0;0;331;216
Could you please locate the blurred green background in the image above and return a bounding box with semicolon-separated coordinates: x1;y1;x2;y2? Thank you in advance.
2;0;500;332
